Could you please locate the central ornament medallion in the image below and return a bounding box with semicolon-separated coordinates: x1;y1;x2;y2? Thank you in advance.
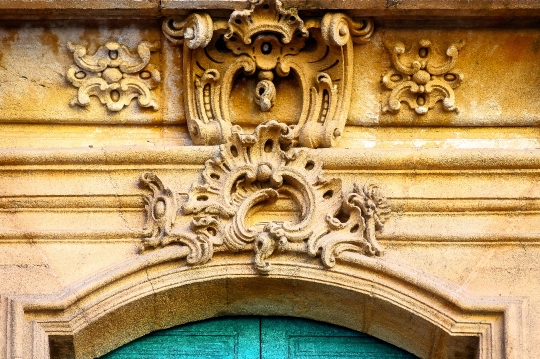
163;0;373;148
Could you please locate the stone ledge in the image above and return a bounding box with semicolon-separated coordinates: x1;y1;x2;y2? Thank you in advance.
0;0;161;19
2;0;540;19
2;146;540;169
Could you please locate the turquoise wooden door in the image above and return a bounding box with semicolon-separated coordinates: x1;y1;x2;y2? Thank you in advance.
101;317;417;359
261;317;417;359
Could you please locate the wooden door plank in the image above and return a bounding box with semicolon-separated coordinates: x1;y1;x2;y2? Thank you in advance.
101;317;261;359
260;317;417;359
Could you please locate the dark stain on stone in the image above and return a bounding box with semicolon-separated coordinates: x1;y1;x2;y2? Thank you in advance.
503;34;531;63
49;335;75;359
0;31;19;69
0;30;19;55
532;36;540;54
2;30;19;44
78;27;102;52
38;25;60;56
386;0;403;8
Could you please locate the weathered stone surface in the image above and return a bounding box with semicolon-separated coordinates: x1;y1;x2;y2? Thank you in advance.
0;1;540;358
0;22;188;126
0;1;160;19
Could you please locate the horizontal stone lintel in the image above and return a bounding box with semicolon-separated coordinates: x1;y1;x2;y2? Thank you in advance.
1;146;540;170
1;0;540;19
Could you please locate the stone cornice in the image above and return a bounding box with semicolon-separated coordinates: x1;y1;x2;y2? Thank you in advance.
2;146;540;170
2;0;540;19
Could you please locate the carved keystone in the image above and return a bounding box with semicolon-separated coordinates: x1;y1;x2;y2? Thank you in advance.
140;121;390;273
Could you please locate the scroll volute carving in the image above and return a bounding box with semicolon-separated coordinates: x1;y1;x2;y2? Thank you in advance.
163;0;374;148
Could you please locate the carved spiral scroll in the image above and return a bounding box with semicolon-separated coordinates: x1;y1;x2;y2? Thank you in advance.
255;79;276;112
321;13;374;47
140;172;178;247
163;13;214;49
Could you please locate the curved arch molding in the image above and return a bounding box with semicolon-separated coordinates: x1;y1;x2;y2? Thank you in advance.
1;249;527;358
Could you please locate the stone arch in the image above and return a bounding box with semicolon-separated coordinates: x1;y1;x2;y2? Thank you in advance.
18;248;526;359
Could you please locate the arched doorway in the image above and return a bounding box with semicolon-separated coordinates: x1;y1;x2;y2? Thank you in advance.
100;316;418;358
30;249;518;358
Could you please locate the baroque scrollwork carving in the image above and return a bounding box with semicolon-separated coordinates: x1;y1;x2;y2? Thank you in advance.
140;172;178;245
162;0;374;147
67;41;161;112
140;121;390;273
382;39;465;115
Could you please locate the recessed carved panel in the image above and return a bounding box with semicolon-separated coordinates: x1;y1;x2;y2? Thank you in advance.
140;121;390;273
382;39;465;115
163;0;374;147
66;41;161;112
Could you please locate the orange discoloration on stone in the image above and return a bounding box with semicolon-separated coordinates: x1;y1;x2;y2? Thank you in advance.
38;26;60;56
501;34;534;63
0;29;19;55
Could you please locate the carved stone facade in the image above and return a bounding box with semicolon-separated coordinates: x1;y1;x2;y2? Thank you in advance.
0;1;539;359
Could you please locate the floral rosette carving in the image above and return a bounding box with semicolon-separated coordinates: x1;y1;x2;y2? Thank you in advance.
140;121;391;273
67;41;161;112
382;39;465;115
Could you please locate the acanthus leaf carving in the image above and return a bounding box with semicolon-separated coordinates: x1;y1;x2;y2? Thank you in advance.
140;121;390;274
226;0;309;46
382;39;465;115
66;41;161;112
163;1;374;148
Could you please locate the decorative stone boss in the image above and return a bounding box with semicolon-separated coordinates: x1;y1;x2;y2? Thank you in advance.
382;39;465;115
67;41;161;112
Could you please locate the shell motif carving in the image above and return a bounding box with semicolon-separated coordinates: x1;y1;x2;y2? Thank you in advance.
162;0;374;148
382;39;465;115
140;121;391;273
66;41;161;112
